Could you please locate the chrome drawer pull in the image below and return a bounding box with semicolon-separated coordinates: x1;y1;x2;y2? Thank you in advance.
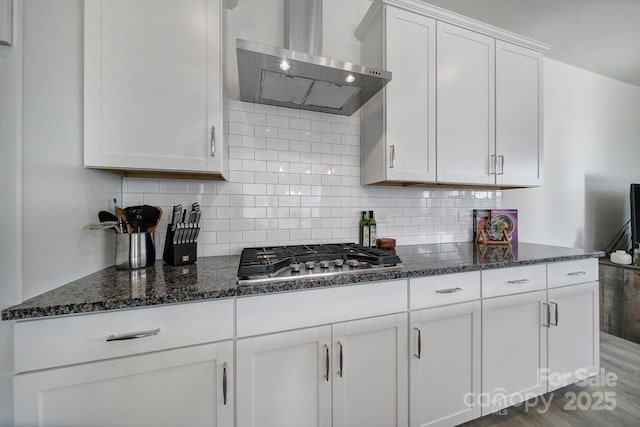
338;341;344;378
436;287;463;294
507;279;530;285
324;344;330;381
567;271;586;276
550;302;559;326
414;327;422;359
222;362;228;405
106;328;160;342
542;302;550;327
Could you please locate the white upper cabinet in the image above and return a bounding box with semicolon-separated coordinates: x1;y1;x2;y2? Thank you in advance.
496;41;543;186
436;22;495;185
359;5;436;184
84;0;227;179
357;0;549;188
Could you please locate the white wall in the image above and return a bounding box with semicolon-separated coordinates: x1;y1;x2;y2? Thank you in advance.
21;0;121;300
503;58;640;250
0;0;21;422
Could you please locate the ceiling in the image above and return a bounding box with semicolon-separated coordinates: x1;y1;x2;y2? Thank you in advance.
422;0;640;87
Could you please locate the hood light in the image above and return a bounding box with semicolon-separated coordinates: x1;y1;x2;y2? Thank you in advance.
345;74;355;83
279;59;291;71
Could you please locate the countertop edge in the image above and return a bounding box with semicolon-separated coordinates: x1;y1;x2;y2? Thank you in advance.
1;249;603;322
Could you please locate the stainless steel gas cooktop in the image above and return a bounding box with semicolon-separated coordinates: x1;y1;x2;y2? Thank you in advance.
237;243;402;285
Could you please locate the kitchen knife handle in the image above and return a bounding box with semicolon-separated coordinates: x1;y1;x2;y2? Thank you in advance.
222;362;228;405
338;341;343;378
106;328;160;342
414;327;421;359
542;303;550;327
550;301;559;326
324;344;330;381
211;126;216;156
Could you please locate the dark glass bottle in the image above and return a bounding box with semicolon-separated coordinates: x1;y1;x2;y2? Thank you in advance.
359;211;370;247
368;210;377;247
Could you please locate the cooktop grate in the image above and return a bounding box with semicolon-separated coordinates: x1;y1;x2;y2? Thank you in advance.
237;243;401;279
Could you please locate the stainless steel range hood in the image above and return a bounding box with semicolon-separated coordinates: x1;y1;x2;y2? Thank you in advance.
236;0;391;116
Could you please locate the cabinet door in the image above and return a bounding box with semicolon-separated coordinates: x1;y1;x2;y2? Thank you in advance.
236;327;332;427
333;313;408;427
385;7;436;182
436;22;495;185
548;282;600;391
410;301;481;427
14;341;233;427
84;0;225;175
482;290;547;415
495;41;543;186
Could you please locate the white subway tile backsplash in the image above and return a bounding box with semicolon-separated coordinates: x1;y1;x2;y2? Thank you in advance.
289;118;311;130
290;140;312;153
228;171;255;183
123;103;499;256
331;123;350;134
267;115;289;128
267;138;289;151
241;136;266;149
229;195;254;207
254;126;278;138
242;112;266;125
300;130;322;142
242;160;267;172
278;127;301;140
229;122;254;136
230;218;255;231
278;107;301;118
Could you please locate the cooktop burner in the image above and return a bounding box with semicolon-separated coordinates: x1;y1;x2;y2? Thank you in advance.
237;243;402;284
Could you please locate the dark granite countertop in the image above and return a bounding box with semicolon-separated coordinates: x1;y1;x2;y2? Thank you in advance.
2;242;603;321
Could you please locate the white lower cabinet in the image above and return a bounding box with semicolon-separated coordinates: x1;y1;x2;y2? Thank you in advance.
481;290;548;415
547;282;600;391
236;313;408;427
410;301;481;427
14;341;233;427
236;326;332;427
333;314;408;427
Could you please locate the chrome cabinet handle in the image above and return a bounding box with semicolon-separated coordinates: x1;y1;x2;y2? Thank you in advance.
414;327;422;359
222;362;228;405
542;302;550;327
507;279;530;285
567;271;586;276
489;154;496;175
550;302;559;326
106;328;160;342
324;344;330;381
390;145;395;168
436;287;463;294
211;126;216;156
498;155;505;175
338;341;343;378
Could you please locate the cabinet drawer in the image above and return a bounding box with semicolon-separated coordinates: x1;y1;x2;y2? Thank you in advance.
482;265;546;298
236;280;407;337
14;299;234;373
547;258;598;288
410;272;480;309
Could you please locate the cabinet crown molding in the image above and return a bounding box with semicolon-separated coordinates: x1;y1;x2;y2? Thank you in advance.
355;0;551;53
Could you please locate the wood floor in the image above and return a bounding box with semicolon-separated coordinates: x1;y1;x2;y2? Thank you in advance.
462;332;640;426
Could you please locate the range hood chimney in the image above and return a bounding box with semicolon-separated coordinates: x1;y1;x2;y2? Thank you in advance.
236;0;391;116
